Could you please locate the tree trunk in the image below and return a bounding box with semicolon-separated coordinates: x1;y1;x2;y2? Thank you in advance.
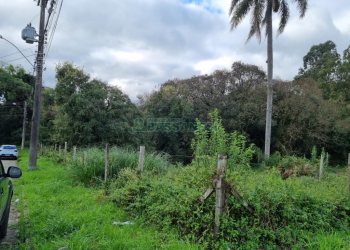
264;3;273;158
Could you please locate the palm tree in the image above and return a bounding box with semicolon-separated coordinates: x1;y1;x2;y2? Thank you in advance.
229;0;307;158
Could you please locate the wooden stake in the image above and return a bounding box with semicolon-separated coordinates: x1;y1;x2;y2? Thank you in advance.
138;146;145;172
319;153;324;181
104;143;109;183
83;151;87;166
73;146;77;161
214;155;227;238
200;187;214;202
348;153;350;195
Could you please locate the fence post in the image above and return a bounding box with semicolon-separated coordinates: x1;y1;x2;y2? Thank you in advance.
73;146;77;161
83;151;87;166
104;143;109;183
319;152;324;181
54;144;57;151
214;155;227;238
348;153;350;195
58;145;61;155
64;142;68;162
138;146;145;173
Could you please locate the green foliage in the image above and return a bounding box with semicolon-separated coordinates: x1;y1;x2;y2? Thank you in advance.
42;146;173;185
208;110;227;157
311;145;318;165
16;151;199;249
192;110;254;168
52;62;140;146
278;155;317;178
0;65;33;145
191;119;208;158
229;131;255;167
140;84;195;163
111;160;350;249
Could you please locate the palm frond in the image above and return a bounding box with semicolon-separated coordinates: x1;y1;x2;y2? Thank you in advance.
229;0;241;15
294;0;307;17
247;0;265;42
230;0;254;30
272;0;280;13
278;0;290;34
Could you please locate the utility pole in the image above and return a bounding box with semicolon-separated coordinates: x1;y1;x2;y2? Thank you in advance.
28;0;48;170
21;101;27;150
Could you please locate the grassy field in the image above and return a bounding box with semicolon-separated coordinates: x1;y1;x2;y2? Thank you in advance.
14;151;199;250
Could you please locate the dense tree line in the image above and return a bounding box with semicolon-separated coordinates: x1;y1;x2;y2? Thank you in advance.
0;66;34;144
0;41;349;162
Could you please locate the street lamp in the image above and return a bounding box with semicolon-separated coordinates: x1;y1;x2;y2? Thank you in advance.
0;34;34;68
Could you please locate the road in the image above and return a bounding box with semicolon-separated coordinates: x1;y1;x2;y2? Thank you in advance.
1;160;18;173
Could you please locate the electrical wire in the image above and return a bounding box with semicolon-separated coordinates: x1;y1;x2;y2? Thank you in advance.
5;54;36;64
45;0;63;59
0;48;34;59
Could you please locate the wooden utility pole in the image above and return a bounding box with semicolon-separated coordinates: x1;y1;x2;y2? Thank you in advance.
28;0;48;170
21;101;27;150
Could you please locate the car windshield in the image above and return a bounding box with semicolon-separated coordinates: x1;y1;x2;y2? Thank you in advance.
3;146;16;149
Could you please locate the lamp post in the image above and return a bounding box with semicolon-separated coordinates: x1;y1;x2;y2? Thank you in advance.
0;34;34;68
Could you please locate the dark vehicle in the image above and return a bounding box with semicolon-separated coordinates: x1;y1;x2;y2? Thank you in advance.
0;160;21;238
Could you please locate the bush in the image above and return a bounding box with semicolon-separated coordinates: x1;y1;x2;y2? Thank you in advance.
111;162;350;249
192;110;255;169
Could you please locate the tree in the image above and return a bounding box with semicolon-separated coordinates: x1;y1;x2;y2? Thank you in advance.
297;40;340;98
0;66;32;145
297;41;350;102
53;62;140;146
141;62;267;161
229;0;308;157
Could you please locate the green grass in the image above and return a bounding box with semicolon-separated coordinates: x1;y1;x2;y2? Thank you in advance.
43;147;173;186
14;151;199;250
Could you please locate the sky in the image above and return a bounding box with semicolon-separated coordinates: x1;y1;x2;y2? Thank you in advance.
0;0;349;100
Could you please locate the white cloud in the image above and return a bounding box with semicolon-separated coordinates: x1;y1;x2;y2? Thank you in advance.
194;56;233;74
0;0;350;100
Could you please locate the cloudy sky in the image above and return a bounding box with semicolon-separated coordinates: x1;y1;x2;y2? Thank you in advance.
0;0;349;100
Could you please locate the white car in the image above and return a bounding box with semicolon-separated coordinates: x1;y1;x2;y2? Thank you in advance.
0;145;18;159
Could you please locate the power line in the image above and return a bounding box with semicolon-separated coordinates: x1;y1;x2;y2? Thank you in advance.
0;48;33;59
45;0;63;59
0;35;35;67
5;54;36;64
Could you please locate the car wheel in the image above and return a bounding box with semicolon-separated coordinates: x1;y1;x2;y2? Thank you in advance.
0;200;11;239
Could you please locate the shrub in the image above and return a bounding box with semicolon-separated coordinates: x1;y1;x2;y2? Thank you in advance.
111;164;350;249
192;110;255;169
278;155;317;179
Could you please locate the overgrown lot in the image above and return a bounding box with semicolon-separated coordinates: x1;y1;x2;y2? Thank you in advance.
14;151;198;249
39;111;350;249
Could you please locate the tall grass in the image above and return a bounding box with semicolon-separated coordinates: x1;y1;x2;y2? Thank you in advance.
15;150;199;249
42;146;173;185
